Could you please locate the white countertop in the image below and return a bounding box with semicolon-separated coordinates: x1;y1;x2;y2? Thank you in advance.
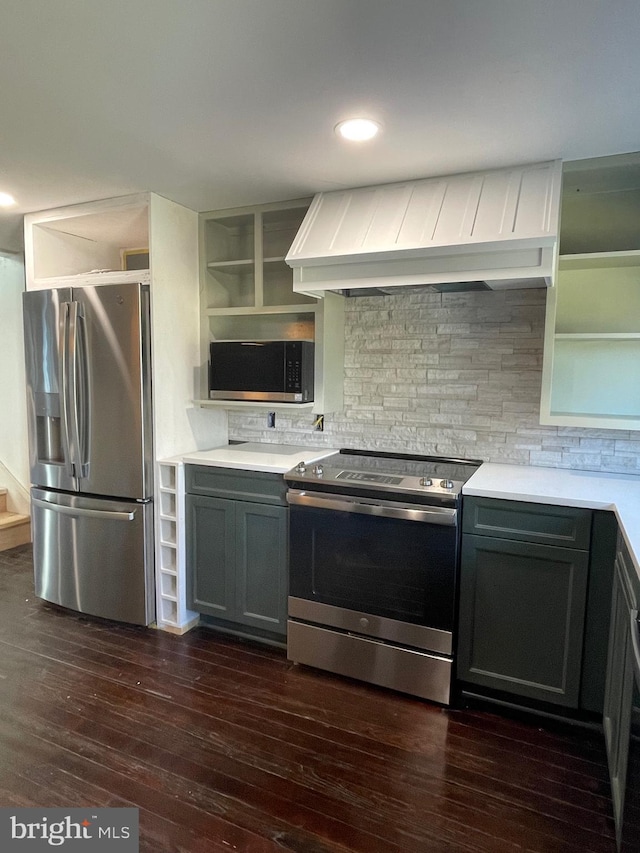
464;462;640;579
174;448;640;578
181;442;338;474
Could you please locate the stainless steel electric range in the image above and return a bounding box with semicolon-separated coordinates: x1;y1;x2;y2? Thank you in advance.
285;448;482;705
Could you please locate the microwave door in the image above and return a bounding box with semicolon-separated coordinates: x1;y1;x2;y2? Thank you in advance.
210;341;284;394
209;340;313;402
23;288;77;492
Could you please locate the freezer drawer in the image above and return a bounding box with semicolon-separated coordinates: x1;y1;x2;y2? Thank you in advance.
31;488;155;626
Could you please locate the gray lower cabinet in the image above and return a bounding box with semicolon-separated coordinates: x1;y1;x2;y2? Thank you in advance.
458;496;616;710
185;465;288;640
603;532;638;844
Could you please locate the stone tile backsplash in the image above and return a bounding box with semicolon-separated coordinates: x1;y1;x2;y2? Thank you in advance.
227;289;640;473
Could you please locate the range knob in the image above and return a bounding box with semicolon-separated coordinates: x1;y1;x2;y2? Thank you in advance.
295;461;307;474
440;479;455;490
420;477;433;487
312;463;324;477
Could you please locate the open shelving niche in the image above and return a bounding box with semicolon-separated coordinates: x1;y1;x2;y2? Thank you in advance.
24;194;151;289
540;250;640;429
196;199;345;414
155;458;199;633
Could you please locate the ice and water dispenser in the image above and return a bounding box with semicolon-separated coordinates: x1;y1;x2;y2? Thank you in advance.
23;288;68;470
34;391;63;463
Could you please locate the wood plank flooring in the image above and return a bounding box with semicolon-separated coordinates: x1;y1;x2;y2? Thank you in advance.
0;544;616;852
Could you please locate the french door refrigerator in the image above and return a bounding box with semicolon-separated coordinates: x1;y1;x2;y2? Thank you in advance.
23;281;155;626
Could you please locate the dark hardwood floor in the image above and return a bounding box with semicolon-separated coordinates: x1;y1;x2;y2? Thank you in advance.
0;544;616;852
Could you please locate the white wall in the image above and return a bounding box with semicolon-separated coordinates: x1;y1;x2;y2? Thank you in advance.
0;252;29;512
0;217;24;255
149;193;227;458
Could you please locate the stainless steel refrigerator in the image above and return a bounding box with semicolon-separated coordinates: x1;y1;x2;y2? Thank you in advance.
23;281;155;626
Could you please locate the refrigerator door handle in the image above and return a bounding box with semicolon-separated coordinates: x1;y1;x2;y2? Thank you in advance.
32;496;136;522
59;301;76;479
66;301;89;479
75;305;90;478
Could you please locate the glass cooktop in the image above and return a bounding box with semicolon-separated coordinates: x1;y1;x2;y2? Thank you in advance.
284;448;482;501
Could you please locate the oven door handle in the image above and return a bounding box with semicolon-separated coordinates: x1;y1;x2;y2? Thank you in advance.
286;489;457;525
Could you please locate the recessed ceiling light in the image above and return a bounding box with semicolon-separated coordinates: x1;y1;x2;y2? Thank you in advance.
0;192;16;207
335;118;381;142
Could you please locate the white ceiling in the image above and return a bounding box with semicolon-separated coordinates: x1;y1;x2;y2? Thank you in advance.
1;0;639;252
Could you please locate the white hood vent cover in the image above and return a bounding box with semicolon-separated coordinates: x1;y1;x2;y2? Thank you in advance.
286;161;562;297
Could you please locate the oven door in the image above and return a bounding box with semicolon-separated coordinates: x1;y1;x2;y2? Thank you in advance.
288;490;458;643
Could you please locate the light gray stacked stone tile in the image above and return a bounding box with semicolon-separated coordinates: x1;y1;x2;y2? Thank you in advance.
226;289;640;473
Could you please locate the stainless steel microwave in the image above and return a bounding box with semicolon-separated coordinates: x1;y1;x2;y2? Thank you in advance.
209;340;314;403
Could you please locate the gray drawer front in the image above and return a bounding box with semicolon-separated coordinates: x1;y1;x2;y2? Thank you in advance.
463;496;592;550
186;465;287;505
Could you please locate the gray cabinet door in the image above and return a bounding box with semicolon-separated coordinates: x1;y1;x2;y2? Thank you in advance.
186;494;236;619
186;493;288;638
580;511;617;714
603;555;635;838
235;503;288;635
458;534;589;707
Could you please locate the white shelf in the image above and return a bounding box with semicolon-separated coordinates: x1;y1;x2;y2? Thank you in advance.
160;573;178;598
544;411;640;423
207;259;254;272
158;545;177;572
159;466;177;490
155;460;199;634
159;490;177;517
555;333;640;340
204;304;317;317
195;398;315;411
558;250;640;270
27;269;151;292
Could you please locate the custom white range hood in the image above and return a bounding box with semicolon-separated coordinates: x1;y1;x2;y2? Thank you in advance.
286;160;562;297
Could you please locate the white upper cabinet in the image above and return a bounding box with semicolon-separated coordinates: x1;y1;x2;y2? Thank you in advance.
539;152;640;430
286;161;562;295
540;251;640;430
24;194;151;289
198;199;345;414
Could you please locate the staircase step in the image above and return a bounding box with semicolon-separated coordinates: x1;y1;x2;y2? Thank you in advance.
0;511;31;552
0;488;6;514
0;511;30;531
